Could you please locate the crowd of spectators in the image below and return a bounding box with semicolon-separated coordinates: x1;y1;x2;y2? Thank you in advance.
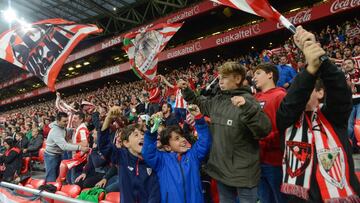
0;18;358;202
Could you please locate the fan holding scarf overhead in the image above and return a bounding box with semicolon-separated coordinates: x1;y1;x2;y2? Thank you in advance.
276;26;360;202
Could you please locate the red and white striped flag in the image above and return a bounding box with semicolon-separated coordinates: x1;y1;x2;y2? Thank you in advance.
123;23;183;81
210;0;296;33
0;18;102;91
211;0;281;21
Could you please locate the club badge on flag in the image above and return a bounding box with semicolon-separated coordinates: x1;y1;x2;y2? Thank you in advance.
123;23;183;81
0;18;102;91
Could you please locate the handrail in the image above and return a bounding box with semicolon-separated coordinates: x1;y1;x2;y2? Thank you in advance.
0;181;91;203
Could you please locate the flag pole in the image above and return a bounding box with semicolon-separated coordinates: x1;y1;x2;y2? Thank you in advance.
278;15;328;62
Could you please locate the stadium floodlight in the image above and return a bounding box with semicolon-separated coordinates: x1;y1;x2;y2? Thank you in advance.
83;61;90;65
2;8;17;23
19;19;32;31
68;67;74;71
75;64;82;68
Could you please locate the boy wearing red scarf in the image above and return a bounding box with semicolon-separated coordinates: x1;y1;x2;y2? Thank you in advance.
277;26;360;202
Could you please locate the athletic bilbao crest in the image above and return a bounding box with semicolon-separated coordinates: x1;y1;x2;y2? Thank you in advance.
317;148;345;188
0;19;101;91
123;23;183;81
133;30;162;75
285;141;312;177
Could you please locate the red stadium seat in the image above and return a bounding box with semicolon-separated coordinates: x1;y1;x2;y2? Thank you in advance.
356;172;360;181
21;157;31;174
105;192;120;203
58;185;81;198
27;178;45;189
31;148;45;163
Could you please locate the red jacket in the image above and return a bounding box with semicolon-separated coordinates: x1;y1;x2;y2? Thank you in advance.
255;87;286;166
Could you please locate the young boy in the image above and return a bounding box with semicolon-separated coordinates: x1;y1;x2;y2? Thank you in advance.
142;104;212;203
178;62;271;203
253;63;286;203
277;26;360;202
98;106;160;203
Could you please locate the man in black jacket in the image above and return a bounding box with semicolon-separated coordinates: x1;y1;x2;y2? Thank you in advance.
277;26;360;202
23;128;43;157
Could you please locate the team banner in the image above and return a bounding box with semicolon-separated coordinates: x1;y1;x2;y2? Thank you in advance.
210;0;281;21
0;18;102;91
123;23;183;81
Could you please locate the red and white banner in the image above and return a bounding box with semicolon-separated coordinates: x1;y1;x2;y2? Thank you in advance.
0;1;219;90
123;23;183;81
0;18;102;91
1;0;359;106
210;0;281;21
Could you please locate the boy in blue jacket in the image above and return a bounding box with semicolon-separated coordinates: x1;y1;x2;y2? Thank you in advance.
98;106;160;203
142;104;212;203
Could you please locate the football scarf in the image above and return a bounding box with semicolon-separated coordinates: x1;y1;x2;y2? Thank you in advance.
281;109;359;202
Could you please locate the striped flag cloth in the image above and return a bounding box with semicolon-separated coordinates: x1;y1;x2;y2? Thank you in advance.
210;0;281;21
0;18;102;91
123;23;183;81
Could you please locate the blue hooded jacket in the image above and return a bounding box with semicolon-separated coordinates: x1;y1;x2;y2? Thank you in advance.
98;128;160;203
142;116;212;203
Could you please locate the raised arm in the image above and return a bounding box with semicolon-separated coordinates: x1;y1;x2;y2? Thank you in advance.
159;75;174;89
55;92;72;114
178;80;212;116
232;95;272;139
187;105;212;162
142;118;164;171
277;26;326;132
320;59;352;126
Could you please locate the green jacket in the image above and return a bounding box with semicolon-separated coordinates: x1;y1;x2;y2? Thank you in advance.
182;87;272;187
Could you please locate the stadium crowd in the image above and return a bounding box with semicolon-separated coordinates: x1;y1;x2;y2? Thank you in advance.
0;18;359;203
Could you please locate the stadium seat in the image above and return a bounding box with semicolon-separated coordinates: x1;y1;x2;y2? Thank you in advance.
104;192;120;203
31;148;45;163
26;178;45;189
56;162;68;182
20;157;31;174
58;184;81;198
356;172;360;181
17;184;34;196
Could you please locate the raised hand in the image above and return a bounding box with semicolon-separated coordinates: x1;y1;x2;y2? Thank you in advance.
187;104;201;117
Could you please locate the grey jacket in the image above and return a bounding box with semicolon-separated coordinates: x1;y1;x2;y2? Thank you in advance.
182;87;272;187
45;123;78;155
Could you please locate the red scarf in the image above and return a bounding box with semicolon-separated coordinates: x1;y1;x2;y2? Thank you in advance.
5;147;21;156
281;109;359;202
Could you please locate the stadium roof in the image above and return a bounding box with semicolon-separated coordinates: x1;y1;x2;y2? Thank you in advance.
0;0;195;36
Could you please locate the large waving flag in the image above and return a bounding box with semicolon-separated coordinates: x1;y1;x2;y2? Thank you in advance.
0;19;102;91
211;0;296;33
123;23;183;81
